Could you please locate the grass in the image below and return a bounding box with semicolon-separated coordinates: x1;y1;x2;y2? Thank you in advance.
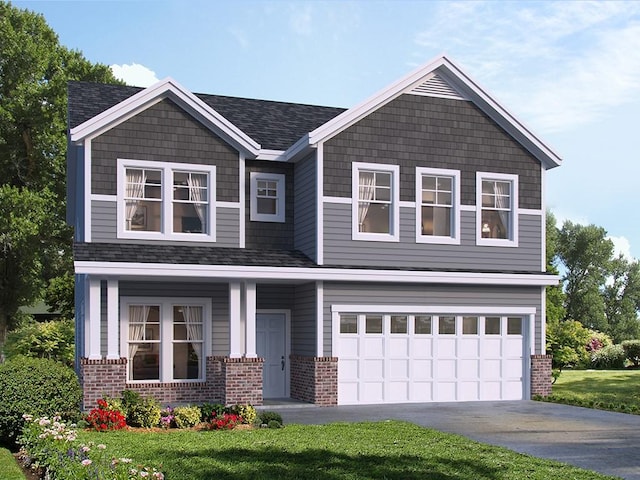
538;369;640;414
78;421;618;480
0;447;26;480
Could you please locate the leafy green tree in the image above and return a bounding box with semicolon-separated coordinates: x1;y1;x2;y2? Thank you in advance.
603;257;640;342
545;212;565;322
0;2;121;333
4;318;74;366
557;221;613;331
546;317;591;370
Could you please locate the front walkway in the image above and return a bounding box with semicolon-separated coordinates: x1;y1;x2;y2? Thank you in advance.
269;400;640;480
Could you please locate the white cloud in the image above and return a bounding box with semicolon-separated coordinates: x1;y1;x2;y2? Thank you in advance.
110;63;160;87
608;235;634;261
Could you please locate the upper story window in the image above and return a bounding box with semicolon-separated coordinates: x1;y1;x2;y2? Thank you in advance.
117;159;216;241
416;167;460;244
352;162;400;242
250;172;285;222
476;172;518;247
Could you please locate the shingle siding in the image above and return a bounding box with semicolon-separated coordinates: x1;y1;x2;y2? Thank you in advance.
91;99;240;203
323;95;541;209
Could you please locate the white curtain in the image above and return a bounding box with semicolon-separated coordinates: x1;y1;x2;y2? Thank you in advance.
187;174;206;231
125;170;146;229
494;181;510;236
128;306;149;376
358;172;375;231
183;306;203;367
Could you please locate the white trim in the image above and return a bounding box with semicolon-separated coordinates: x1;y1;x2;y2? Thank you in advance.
70;77;260;155
528;312;536;356
316;281;324;357
245;281;257;358
317;143;324;265
460;204;476;212
323;196;351;205
540;163;546;272
120;296;211;383
519;208;543;216
249;172;285;223
331;304;536;315
84;140;92;242
106;280;119;359
75;261;560;286
239;153;246;249
351;162;400;242
87;277;101;360
415;167;461;245
116;158;216;242
399;201;416;209
256;149;287;161
476;171;519;247
229;282;242;358
540;287;547;355
217;201;241;209
92;194;116;202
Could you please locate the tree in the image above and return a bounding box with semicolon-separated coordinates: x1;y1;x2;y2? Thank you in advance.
603;257;640;342
545;211;565;322
0;2;121;336
557;221;613;331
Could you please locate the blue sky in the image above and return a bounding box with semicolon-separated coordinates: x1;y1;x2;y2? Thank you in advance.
15;0;640;259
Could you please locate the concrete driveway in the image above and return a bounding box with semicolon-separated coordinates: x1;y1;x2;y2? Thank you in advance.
269;400;640;480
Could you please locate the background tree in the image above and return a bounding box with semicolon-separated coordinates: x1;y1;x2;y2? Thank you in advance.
603;257;640;342
0;2;121;341
545;212;565;322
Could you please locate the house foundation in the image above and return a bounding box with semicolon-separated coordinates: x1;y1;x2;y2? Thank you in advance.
530;354;553;397
290;355;338;406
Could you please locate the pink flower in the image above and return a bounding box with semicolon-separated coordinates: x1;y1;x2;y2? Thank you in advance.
81;459;92;466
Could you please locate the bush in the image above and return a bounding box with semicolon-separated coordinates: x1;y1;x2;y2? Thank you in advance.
546;319;591;369
230;404;257;425
585;330;613;354
258;411;283;428
85;399;127;431
208;413;242;430
590;344;626;369
120;390;161;428
0;356;81;448
4;319;75;367
622;340;640;367
173;406;201;429
200;402;226;422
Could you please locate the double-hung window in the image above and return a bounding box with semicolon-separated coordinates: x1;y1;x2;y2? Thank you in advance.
117;159;216;241
122;297;209;383
352;162;399;241
476;172;518;246
249;172;285;222
416;167;460;244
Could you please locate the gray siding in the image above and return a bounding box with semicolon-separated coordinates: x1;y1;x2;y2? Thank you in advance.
323;94;541;209
120;281;229;356
257;284;295;311
293;152;317;260
292;283;317;356
323;282;544;355
91;99;240;203
323;203;542;271
245;161;294;249
91;200;239;247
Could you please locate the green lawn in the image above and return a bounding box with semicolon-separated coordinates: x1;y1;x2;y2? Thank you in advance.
78;421;617;480
540;369;640;413
0;447;26;480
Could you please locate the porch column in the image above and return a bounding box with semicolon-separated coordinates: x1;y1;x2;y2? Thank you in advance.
316;281;324;357
245;281;257;358
229;281;242;358
85;277;102;360
106;280;119;359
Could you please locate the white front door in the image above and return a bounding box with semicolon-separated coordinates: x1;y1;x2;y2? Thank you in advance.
256;313;287;398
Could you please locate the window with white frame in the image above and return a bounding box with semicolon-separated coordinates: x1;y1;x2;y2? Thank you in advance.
122;298;209;383
352;162;399;241
117;159;215;241
250;172;285;222
476;172;518;246
416;167;460;244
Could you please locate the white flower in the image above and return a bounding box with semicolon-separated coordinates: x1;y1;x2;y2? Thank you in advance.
81;459;92;466
97;444;106;450
81;446;91;453
140;472;149;478
120;458;132;463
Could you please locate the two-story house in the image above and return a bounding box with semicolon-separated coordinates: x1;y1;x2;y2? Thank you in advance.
67;56;560;410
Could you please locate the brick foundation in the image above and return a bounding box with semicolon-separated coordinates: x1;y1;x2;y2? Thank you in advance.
290;355;338;406
530;354;553;397
80;356;262;410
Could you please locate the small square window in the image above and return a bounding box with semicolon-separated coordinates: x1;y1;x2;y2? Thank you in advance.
365;315;383;334
250;172;285;223
390;316;408;334
439;316;456;335
507;317;522;335
415;316;432;334
462;316;478;335
485;317;501;335
340;314;358;334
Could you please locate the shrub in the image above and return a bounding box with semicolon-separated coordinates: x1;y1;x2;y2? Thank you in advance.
159;407;175;429
622;340;640;367
173;406;201;429
258;411;283;428
85;399;127;431
200;402;226;422
230;404;257;425
591;344;626;369
267;420;283;429
208;413;242;430
120;390;161;428
546;319;591;369
4;319;75;367
0;356;81;448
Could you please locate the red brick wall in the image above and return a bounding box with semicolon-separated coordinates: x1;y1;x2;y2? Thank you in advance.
79;358;127;410
530;354;552;397
220;357;264;405
290;355;338;406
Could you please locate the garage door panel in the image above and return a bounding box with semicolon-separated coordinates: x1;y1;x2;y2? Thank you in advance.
364;337;384;356
389;382;409;402
459;359;479;379
338;337;359;357
460;381;480;401
459;339;480;358
339;382;359;404
481;381;502;400
483;338;502;357
439;338;457;356
363;359;384;379
413;338;433;357
504;381;523;400
505;338;523;356
436;382;457;401
389;359;409;379
413;359;433;379
339;359;359;381
504;359;522;377
363;382;384;402
437;359;456;378
484;359;502;379
389;337;409;356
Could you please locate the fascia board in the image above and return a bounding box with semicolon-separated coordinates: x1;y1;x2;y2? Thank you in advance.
74;261;560;286
70;77;260;155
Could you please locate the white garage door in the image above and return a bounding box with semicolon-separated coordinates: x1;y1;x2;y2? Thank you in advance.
336;313;525;404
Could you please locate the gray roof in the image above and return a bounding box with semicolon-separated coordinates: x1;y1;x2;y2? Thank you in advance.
67;81;345;151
